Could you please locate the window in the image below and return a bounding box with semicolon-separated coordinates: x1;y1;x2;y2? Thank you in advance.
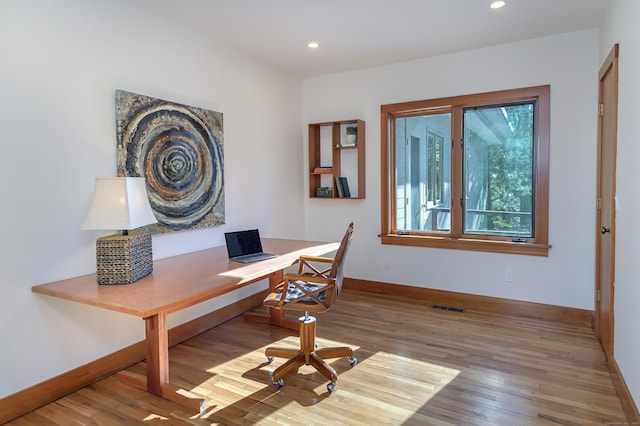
380;86;550;256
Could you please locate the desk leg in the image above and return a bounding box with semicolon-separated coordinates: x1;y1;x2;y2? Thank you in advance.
243;270;298;331
117;312;205;414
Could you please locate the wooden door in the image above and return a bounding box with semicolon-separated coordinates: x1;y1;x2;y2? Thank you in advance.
595;44;619;359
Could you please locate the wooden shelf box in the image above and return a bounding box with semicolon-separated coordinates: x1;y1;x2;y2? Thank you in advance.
308;119;365;199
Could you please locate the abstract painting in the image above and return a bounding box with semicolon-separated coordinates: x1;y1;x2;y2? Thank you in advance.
116;90;224;232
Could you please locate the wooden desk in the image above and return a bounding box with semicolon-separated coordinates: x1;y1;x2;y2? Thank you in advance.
32;238;339;413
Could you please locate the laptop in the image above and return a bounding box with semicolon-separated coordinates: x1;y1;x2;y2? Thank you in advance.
224;229;278;263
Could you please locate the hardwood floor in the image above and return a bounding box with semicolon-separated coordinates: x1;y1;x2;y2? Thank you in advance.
8;289;626;425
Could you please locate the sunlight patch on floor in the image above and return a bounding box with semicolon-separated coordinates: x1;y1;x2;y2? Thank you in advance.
174;337;460;424
143;414;169;421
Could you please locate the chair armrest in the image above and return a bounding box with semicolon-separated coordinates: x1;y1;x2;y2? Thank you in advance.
283;273;334;285
298;255;334;276
298;255;334;264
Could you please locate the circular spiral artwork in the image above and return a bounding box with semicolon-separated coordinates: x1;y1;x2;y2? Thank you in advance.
116;90;224;232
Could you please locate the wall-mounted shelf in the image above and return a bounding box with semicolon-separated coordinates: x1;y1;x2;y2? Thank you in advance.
308;119;365;199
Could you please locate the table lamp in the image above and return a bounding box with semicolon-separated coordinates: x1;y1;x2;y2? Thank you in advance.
82;177;158;285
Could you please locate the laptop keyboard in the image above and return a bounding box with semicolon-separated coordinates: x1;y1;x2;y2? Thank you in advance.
234;253;263;262
232;252;277;262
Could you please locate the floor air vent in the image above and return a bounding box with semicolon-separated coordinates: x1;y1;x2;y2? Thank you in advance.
432;304;465;313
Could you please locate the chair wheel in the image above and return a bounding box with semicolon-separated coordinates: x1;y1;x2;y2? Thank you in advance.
327;382;336;393
267;356;274;363
348;356;357;366
273;379;284;389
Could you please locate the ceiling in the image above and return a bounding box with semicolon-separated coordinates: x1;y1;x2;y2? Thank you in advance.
130;0;609;78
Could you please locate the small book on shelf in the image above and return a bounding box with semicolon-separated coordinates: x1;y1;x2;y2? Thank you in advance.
335;176;350;198
339;177;351;197
335;176;343;197
313;166;333;174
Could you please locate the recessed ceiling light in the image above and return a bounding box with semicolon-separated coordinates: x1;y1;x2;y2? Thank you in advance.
490;1;506;9
308;42;319;49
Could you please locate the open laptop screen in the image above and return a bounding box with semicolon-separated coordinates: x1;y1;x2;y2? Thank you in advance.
225;229;263;258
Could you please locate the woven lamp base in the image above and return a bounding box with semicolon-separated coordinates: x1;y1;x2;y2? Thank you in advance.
95;233;153;285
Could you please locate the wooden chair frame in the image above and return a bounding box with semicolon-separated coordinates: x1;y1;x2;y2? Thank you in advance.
263;223;356;393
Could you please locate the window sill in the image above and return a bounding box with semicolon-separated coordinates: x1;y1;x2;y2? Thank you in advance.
379;234;550;256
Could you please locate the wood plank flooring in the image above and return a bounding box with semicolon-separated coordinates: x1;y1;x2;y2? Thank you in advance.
8;289;626;425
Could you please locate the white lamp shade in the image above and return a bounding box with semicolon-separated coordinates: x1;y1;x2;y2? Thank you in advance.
81;177;158;231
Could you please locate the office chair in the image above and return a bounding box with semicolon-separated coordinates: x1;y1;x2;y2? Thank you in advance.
263;222;356;393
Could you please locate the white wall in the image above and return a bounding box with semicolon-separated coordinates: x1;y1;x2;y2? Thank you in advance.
0;0;304;398
599;0;640;409
303;30;599;310
4;0;635;412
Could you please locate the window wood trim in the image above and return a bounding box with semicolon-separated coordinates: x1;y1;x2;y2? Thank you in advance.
380;85;551;256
